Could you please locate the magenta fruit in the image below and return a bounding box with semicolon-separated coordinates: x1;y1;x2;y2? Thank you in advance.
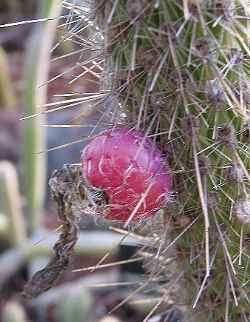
81;128;172;222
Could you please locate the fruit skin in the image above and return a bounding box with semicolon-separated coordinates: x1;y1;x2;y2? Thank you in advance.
81;128;172;221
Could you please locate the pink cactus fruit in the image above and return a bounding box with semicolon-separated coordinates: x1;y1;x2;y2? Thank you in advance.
81;128;172;222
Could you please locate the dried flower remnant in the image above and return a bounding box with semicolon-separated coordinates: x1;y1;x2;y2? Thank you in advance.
22;165;106;298
81;128;172;222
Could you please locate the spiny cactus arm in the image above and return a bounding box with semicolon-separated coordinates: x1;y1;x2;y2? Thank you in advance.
93;1;250;320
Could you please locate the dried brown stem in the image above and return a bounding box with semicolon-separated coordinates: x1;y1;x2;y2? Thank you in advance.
22;166;82;298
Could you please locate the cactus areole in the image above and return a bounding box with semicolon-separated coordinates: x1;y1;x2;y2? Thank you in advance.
81;128;172;221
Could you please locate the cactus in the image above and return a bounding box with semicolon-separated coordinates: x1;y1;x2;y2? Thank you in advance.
22;0;63;234
2;301;27;322
54;288;92;322
0;47;16;109
60;1;250;321
0;161;26;246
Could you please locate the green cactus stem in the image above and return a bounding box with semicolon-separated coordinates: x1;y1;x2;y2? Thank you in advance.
0;161;26;246
54;288;93;322
88;1;250;321
0;47;17;109
23;0;63;235
2;301;27;322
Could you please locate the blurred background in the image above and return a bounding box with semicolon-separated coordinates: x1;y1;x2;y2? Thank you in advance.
0;1;157;322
